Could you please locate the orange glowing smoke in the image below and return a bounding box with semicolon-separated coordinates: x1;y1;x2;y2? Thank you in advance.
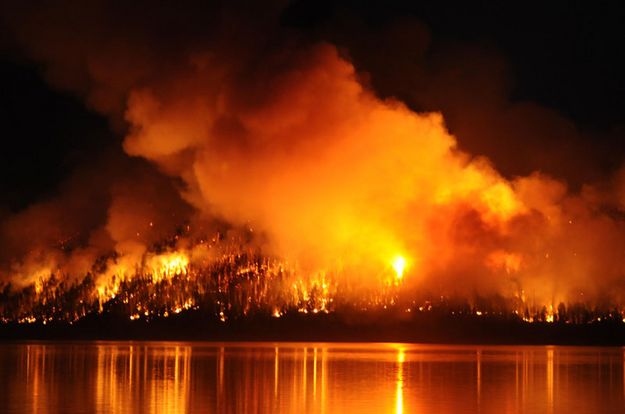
116;43;625;310
4;4;625;321
122;44;529;295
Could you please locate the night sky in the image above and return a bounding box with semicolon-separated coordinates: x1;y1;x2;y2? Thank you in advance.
1;1;625;211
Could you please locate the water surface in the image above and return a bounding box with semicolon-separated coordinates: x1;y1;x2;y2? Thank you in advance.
0;341;624;413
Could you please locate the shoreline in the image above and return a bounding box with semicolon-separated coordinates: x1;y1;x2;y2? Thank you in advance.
1;312;624;345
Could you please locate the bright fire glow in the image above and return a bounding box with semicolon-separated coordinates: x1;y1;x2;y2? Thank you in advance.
148;252;189;282
2;43;625;328
392;256;407;280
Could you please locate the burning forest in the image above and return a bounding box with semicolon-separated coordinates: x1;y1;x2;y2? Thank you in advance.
2;2;625;337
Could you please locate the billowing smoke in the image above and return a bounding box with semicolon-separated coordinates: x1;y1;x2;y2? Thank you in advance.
2;1;625;314
123;42;525;285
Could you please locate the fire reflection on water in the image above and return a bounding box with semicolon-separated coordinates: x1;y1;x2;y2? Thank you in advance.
395;347;405;414
94;344;191;414
2;343;625;413
547;347;554;414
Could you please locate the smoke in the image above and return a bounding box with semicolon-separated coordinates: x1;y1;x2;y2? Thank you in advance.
2;1;625;308
317;14;623;187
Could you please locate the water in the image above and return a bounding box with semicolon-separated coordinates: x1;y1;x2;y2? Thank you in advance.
0;342;624;413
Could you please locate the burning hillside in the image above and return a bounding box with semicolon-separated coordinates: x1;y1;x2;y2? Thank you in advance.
2;2;625;329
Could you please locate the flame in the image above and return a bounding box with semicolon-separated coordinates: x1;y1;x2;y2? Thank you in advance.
392;256;407;280
1;244;625;325
2;33;625;327
147;252;189;282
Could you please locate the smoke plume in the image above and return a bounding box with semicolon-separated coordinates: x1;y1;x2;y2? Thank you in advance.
2;1;625;312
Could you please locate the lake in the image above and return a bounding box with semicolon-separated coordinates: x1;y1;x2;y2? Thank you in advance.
0;342;623;413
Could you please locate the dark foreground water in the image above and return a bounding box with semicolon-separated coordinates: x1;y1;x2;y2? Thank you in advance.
0;342;624;413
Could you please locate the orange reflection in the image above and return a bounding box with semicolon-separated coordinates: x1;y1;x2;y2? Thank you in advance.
476;349;482;408
396;347;405;414
3;343;625;413
547;348;554;414
94;343;191;414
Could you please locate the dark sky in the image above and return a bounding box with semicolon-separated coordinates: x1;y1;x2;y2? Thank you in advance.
310;1;625;127
1;1;625;212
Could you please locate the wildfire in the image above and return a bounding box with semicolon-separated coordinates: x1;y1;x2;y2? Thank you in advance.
2;26;625;332
148;252;189;282
391;256;407;280
2;236;622;327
